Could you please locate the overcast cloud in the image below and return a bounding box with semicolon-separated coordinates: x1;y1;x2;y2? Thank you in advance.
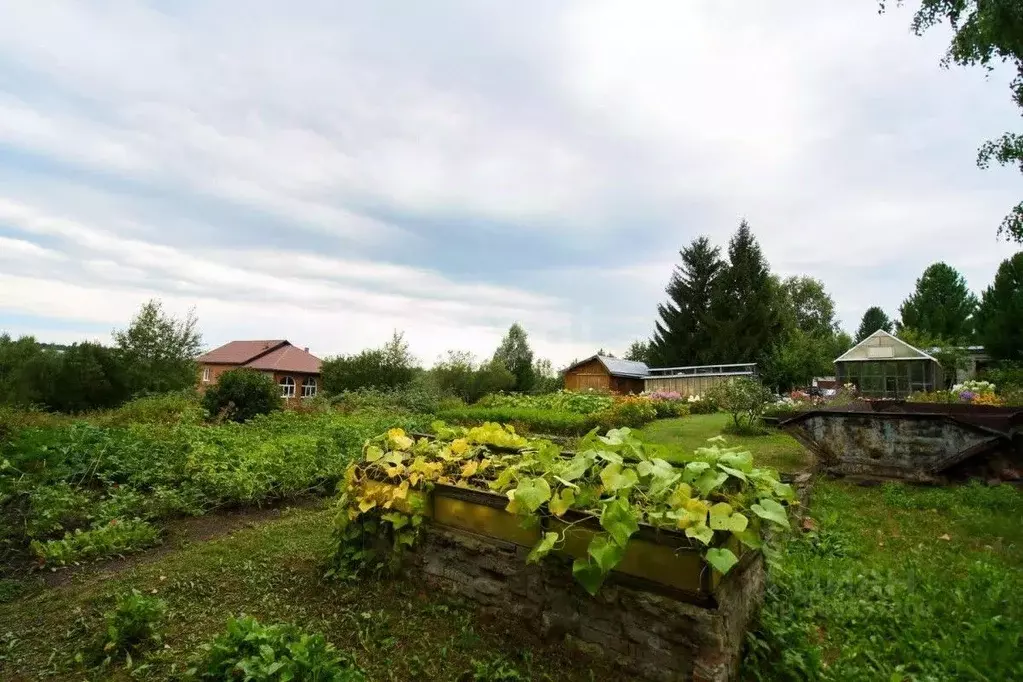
0;1;1019;366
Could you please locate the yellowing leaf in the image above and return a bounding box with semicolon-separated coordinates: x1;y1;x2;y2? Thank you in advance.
549;488;575;517
364;445;384;463
668;483;693;509
386;428;414;451
450;438;470;456
460;460;479;479
358;498;376;513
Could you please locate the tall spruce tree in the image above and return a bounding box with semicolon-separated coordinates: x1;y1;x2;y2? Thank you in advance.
707;221;784;364
856;306;893;341
650;236;723;366
897;262;978;342
975;251;1023;363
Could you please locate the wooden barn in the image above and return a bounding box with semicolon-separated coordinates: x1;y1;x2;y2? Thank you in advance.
562;355;648;394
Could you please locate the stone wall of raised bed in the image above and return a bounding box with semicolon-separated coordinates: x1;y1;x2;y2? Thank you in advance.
409;524;766;682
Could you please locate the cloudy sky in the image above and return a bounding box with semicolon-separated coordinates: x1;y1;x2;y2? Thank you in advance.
0;1;1019;367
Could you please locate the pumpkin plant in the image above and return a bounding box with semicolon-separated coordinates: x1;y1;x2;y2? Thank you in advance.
327;423;795;595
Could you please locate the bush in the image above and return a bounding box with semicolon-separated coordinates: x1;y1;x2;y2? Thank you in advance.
99;391;203;427
687;396;719;414
89;589;167;666
477;390;614;414
330;379;445;415
201;369;282;422
191;616;365;681
321;332;418;394
431;352;515;403
436;406;596;436
593;396;658;431
707;377;771;429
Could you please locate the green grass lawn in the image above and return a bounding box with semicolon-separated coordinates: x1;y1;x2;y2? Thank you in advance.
638;413;813;473
746;479;1023;680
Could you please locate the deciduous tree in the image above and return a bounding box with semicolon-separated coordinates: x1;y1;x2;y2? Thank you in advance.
624;340;651;364
880;0;1023;240
493;323;535;391
113;299;202;396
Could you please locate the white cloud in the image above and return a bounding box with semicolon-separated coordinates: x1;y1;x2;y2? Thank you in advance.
0;1;1019;364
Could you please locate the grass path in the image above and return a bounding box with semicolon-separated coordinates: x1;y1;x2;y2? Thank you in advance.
0;502;617;682
638;414;813;473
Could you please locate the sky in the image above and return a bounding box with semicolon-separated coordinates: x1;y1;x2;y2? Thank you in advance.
0;1;1019;368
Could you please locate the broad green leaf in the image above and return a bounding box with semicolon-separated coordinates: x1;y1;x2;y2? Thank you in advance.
708;502;732;526
772;481;797;502
510;477;551;513
718;464;748;482
364;445;384;463
685;522;714;545
549;488;575;517
599;463;639;493
693;469;728;497
587;534;626;572
572;558;606;596
718;450;753;473
488;467;517;491
527;531;559;564
682;461;710;483
380;512;409;531
558;455;591;482
600;498;640;547
735;528;763;549
705;548;739;574
553;475;580;490
750;498;790;529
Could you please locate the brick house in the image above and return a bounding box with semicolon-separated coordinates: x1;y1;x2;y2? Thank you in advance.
197;340;323;399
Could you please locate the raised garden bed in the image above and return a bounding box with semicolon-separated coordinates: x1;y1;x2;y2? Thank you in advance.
329;424;794;681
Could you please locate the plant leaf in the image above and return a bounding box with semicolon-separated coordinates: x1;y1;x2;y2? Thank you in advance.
549;488;575;517
527;532;559;564
509;477;551;513
750;498;790;529
693;469;728;497
572;558;606;596
685;522;714;545
705;547;739;574
600;498;640;547
599;463;639;493
587;534;626;572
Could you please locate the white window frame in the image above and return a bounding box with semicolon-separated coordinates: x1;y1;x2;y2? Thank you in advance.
302;377;317;398
279;375;296;398
202;366;211;383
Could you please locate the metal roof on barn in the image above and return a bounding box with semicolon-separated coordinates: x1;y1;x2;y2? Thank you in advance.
563;355;650;378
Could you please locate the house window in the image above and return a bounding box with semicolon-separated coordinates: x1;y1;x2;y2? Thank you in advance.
302;377;317;398
279;376;295;398
202;367;211;383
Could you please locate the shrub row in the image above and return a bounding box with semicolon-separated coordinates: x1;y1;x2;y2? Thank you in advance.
435;398;660;435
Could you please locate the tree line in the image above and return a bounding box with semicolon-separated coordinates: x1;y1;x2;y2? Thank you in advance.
628;221;1022;391
319;323;560;403
0;301;202;413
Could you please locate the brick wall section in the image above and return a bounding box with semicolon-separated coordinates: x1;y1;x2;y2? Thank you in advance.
407;526;766;682
198;365;320;397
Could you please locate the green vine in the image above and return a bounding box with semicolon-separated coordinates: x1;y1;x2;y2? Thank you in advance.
327;423;795;594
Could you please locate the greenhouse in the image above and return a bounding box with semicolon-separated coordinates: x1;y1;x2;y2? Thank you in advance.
834;330;943;399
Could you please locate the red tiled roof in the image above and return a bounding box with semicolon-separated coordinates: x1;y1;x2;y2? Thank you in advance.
197;340;287;364
197;340;322;375
245;344;322;374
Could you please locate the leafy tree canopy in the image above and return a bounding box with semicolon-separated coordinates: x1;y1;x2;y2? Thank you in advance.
975;251;1023;362
321;330;419;393
856;306;894;341
113;299;202;396
779;276;839;337
201;369;281;422
431;351;515;403
897;262;978;342
882;0;1023;240
493;323;535;391
624;340;651;364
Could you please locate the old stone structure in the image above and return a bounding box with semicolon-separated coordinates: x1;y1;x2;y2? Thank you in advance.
408;525;766;682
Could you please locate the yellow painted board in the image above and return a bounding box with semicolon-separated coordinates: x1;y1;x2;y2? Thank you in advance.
433;495;542;547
